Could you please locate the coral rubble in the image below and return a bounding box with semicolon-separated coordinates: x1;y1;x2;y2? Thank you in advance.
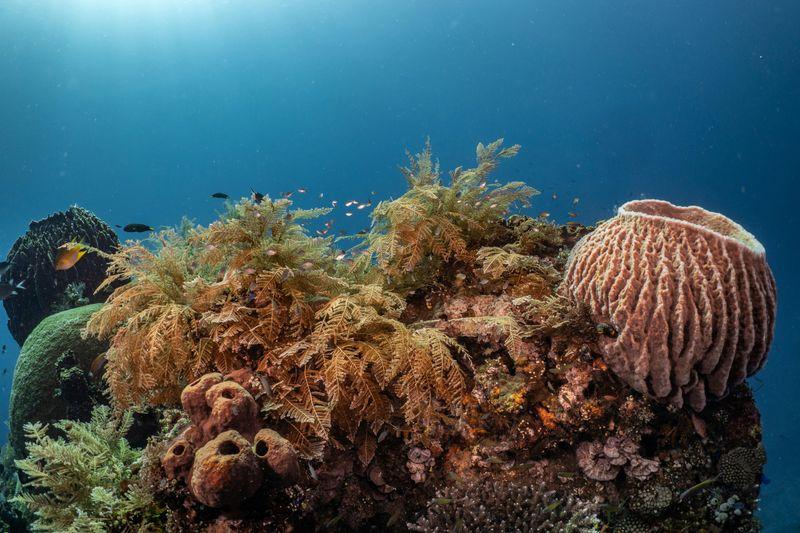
2;206;121;345
5;140;774;532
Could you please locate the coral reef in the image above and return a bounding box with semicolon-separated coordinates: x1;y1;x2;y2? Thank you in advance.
408;479;600;532
2;206;121;345
561;199;776;410
8;304;108;457
4;140;768;532
13;406;161;531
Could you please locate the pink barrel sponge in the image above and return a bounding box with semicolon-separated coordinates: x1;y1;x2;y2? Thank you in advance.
561;199;776;410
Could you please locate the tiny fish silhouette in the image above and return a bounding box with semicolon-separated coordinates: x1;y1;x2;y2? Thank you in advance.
0;279;24;300
123;224;154;233
211;192;229;199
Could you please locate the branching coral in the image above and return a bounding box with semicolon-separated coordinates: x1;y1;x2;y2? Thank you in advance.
409;479;600;532
13;406;159;532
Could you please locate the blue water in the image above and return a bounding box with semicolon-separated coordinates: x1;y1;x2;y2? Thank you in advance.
0;1;797;529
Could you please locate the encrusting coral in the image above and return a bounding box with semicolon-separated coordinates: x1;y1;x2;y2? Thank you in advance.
26;139;769;532
561;199;777;411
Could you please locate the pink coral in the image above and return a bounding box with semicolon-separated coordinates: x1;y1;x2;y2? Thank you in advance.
576;436;658;481
562;199;776;410
576;441;619;481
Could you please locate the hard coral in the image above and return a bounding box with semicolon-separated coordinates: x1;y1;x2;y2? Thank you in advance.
562;199;776;410
2;206;120;345
576;436;659;482
409;480;600;532
718;446;765;490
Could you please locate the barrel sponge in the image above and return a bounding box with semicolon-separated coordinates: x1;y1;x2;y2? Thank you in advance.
561;199;776;410
2;206;121;345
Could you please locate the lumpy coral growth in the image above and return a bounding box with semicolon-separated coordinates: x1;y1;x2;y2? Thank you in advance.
3;139;773;532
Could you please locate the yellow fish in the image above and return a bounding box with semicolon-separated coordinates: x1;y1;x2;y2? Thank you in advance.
54;242;87;271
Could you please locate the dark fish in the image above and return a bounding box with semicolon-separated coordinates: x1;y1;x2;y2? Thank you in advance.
596;322;618;339
90;354;108;376
0;279;25;300
251;190;265;203
2;369;6;375
0;261;10;276
1;345;6;354
123;224;154;233
211;192;229;199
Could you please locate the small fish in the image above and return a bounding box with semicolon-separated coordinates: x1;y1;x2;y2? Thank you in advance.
552;192;558;200
386;508;402;527
123;223;154;233
1;345;6;354
0;279;24;300
479;181;487;188
596;322;618;339
297;188;307;194
543;500;562;513
356;230;367;236
335;253;346;261
455;272;466;281
567;212;578;218
538;211;550;218
572;197;580;205
319;192;324;198
2;369;6;376
90;354;108;376
0;261;10;276
331;200;338;207
281;191;293;199
211;192;229;199
345;212;353;217
357;203;367;210
55;242;88;271
251;190;265;203
345;200;357;207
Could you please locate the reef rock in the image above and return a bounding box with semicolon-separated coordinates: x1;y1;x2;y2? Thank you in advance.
2;206;121;345
561;199;776;410
8;304;107;456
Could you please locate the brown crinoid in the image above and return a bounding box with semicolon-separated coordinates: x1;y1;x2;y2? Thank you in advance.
561;199;776;410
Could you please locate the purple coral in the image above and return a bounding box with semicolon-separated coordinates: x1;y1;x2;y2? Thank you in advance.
577;436;659;482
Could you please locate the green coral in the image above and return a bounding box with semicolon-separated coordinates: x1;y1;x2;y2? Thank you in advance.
9;304;108;457
13;406;159;532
